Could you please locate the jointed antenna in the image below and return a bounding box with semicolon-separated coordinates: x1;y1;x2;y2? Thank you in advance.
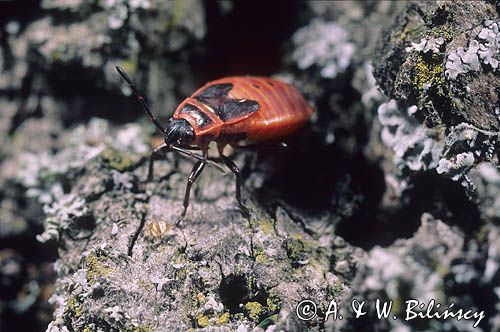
116;66;166;133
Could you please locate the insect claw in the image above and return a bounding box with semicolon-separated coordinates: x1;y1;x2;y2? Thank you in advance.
175;214;185;226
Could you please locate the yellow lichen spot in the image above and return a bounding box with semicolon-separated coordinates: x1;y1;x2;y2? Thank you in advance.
255;251;269;264
197;315;210;328
259;219;275;234
392;297;402;315
85;254;112;286
413;54;444;93
217;312;230;325
245;302;263;320
137;279;155;292
430;24;452;41
266;294;282;312
100;147;137;172
132;326;152;332
66;295;83;318
195;292;206;303
390;21;425;44
437;264;449;277
121;59;137;76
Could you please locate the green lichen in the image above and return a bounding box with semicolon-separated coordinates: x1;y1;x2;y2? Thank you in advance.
247;218;275;234
430;24;452;41
258;219;275;234
436;264;449;277
120;59;137;77
285;237;308;266
284;234;332;271
162;0;189;32
131;326;153;332
38;168;65;188
66;294;83;318
392;297;403;315
266;293;282;313
390;20;425;44
100;147;137;172
245;302;263;320
50;46;66;62
137;279;155;292
413;53;444;93
181;285;208;326
255;248;269;264
285;238;306;262
129;325;154;332
328;279;345;298
85;253;112;286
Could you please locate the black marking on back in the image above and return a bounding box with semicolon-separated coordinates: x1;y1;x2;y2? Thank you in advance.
266;81;274;87
194;83;233;103
194;82;259;122
215;99;260;121
179;103;213;128
252;84;260;89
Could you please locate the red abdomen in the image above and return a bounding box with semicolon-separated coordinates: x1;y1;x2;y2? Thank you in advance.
173;76;314;144
220;77;314;141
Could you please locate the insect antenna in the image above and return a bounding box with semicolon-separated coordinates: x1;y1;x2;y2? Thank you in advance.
116;66;167;133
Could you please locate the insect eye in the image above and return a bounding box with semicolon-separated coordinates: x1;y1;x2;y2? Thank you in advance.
165;119;195;145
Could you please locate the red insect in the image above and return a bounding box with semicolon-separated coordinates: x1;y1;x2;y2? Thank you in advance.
116;67;314;218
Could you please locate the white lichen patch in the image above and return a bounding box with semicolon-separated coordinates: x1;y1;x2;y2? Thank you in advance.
17;118;147;201
434;123;500;185
436;152;475;180
477;20;500;70
445;20;499;79
36;193;88;243
406;36;445;54
292;19;355;79
377;99;444;172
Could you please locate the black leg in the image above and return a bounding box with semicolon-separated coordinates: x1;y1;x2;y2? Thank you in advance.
145;143;170;182
170;145;226;173
181;160;206;217
217;144;250;217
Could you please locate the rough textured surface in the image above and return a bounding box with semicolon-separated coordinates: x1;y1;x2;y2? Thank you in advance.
1;1;500;332
373;1;500;192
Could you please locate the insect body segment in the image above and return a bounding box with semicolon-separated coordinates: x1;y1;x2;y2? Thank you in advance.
116;67;314;219
175;77;314;145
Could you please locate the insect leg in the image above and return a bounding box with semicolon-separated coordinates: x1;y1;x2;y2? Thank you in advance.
170;145;227;173
217;144;250;217
145;143;170;182
181;160;206;217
